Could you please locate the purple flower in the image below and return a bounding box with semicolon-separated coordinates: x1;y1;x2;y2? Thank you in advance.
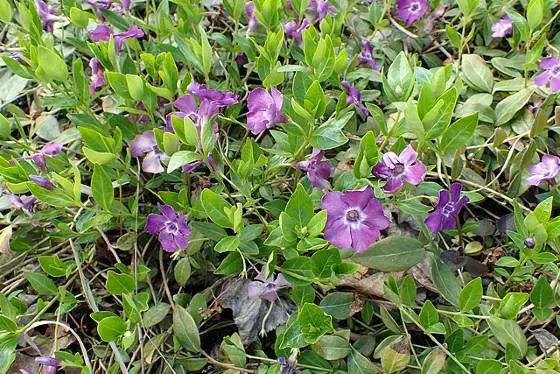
114;25;144;50
424;183;469;233
278;357;300;374
35;356;59;374
130;131;169;173
35;0;62;31
247;88;288;135
89;58;105;95
9;195;36;216
342;81;369;117
87;0;111;9
30;175;54;190
187;82;239;108
42;143;63;155
7;52;26;65
321;187;391;253
145;204;191;252
236;53;247;65
284;19;310;45
294;150;334;189
395;0;429;26
535;56;560;93
12;143;63;172
358;40;381;71
526;154;560;186
307;0;336;23
245;2;258;32
89;24;113;41
491;15;513;38
372;145;426;193
247;273;291;302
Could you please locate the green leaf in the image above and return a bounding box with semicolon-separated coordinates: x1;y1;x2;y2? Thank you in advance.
215;252;243;275
167;151;201;173
200;189;233;228
440;113;478;154
285;184;314;227
530;276;553;308
298;303;333;344
348;348;376;374
214;236;240;253
419;300;439;328
173;305;201;352
105;270;135;295
423;88;458;139
38;255;68;277
499;292;529;319
312;335;351;360
488;316;528;356
429;255;461;307
495;88;534;126
384;51;414;102
319;292;354;320
0;0;12;23
307;210;327;237
527;0;544;31
380;342;410;373
461;55;493;93
476;359;502;374
126;74;144;100
309;112;352;150
97;316;126;342
458;277;482;312
143;303;171;328
353;131;379;178
352;236;426;272
25;272;57;295
174;257;192;286
37;46;68;82
421;348;446;374
534;197;553;224
399;275;417;306
92;165;114;211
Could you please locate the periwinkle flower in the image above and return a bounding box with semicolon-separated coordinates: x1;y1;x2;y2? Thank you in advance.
89;58;105;95
35;0;62;31
9;195;36;216
307;0;336;23
526;154;560;186
358;40;381;71
114;25;144;50
278;357;300;374
294;149;334;189
284;19;310;45
524;237;535;248
245;2;258;32
321;187;391;253
35;356;59;374
187;82;239;108
342;81;369;117
247;88;288;135
145;204;191;252
491;15;513;38
247;273;291;302
7;52;26;65
30;175;55;190
89;24;113;42
424;183;469;233
534;56;560;93
130;131;169;173
372;145;426;193
12;143;63;172
395;0;429;26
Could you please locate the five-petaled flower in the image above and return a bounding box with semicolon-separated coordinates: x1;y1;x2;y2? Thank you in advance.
535;56;560;93
294;149;334;189
247;273;292;302
307;0;336;23
373;145;426;193
130;131;169;173
342;81;369;117
145;204;192;252
88;24;144;50
89;58;105;95
321;187;391;253
424;183;469;233
284;19;311;45
395;0;429;26
491;15;513;38
9;195;36;216
247;88;288;135
35;0;62;31
245;2;259;32
359;40;381;71
526;154;560;186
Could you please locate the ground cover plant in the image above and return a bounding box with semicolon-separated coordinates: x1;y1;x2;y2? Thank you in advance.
0;0;560;372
